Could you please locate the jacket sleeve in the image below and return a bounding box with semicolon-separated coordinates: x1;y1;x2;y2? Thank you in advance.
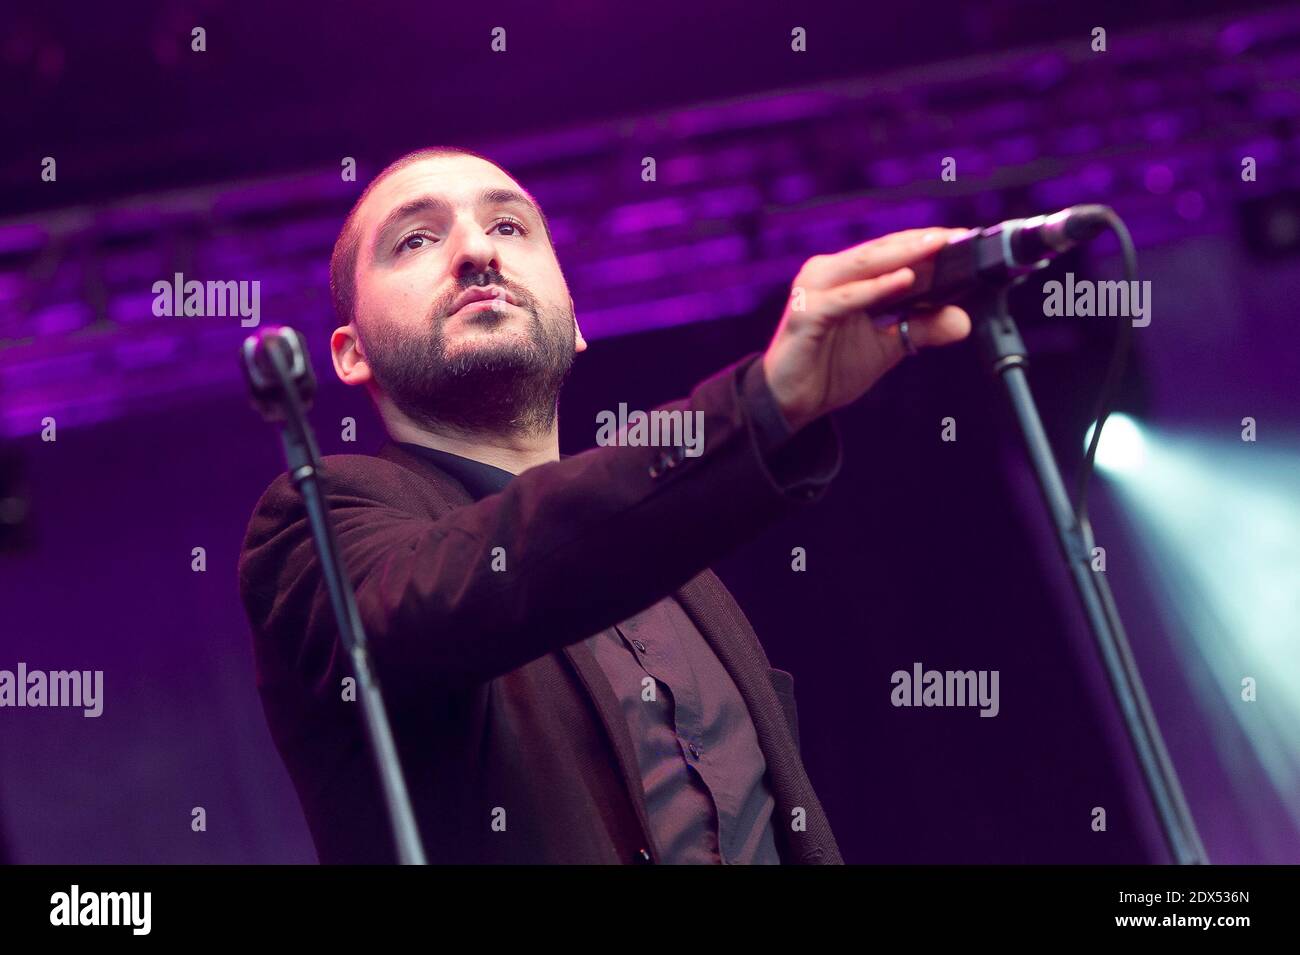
238;351;841;700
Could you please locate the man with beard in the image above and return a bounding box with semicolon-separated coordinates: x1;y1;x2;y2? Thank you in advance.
238;146;970;864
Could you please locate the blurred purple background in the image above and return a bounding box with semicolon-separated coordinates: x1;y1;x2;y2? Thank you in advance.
1;1;1298;863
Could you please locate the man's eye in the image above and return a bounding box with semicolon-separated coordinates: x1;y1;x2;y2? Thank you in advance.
398;232;434;253
397;220;525;252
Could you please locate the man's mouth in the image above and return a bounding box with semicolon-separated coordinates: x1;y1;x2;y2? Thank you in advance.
450;286;516;316
450;301;521;336
453;298;505;316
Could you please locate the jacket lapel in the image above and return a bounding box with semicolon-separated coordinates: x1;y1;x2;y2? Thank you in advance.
559;640;663;861
673;569;837;864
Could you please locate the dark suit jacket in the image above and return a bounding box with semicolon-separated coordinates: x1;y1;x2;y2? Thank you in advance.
238;352;844;864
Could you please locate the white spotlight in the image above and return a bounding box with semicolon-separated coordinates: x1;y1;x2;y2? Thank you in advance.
1085;413;1146;474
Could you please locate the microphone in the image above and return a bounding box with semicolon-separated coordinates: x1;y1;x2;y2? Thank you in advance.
241;326;317;423
876;204;1113;316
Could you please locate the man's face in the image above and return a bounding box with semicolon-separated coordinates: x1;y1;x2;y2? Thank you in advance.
335;153;585;434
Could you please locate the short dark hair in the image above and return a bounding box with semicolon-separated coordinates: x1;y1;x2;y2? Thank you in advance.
328;146;554;327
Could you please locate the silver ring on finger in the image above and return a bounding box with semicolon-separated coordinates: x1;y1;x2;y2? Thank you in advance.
898;319;919;357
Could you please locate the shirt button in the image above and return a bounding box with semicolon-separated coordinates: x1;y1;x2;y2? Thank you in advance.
687;742;701;759
632;639;647;653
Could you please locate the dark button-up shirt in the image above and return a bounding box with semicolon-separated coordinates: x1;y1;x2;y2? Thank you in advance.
588;597;781;863
397;358;798;863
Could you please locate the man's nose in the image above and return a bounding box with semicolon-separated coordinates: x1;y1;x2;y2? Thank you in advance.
449;225;500;281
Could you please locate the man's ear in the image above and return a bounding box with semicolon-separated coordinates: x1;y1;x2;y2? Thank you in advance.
331;323;373;385
572;298;587;353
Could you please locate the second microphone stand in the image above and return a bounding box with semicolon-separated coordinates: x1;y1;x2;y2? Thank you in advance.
968;284;1207;865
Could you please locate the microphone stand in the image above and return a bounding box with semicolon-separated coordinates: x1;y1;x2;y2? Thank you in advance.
969;284;1208;865
243;330;427;865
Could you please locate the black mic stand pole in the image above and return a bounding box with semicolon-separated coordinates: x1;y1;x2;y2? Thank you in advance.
968;284;1208;865
243;330;427;864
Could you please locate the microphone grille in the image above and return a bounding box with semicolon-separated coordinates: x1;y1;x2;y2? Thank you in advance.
1064;204;1112;242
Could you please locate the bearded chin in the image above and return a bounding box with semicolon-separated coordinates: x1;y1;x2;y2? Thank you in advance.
364;307;576;436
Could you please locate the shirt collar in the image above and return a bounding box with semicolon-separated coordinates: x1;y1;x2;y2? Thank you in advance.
396;442;515;500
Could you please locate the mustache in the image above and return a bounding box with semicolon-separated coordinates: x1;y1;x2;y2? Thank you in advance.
435;275;535;323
